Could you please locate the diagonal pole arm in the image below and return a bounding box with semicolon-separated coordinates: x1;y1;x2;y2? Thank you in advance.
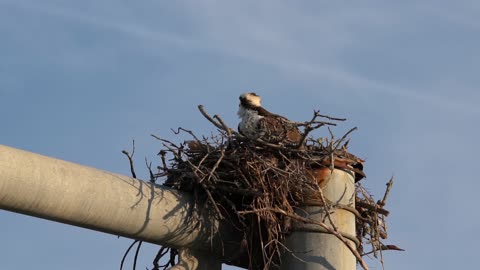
0;144;236;269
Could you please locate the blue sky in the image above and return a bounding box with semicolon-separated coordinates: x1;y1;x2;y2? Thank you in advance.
1;1;479;269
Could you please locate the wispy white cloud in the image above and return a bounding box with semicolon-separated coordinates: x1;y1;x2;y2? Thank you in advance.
3;0;479;114
182;1;480;114
0;0;199;50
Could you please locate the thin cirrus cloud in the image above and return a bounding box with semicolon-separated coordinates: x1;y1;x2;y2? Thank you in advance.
0;0;197;49
2;0;478;115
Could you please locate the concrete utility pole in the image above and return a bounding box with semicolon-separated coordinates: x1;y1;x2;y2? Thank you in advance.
281;169;357;270
0;145;227;269
0;144;357;270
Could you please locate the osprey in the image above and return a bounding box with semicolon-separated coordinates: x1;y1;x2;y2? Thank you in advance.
237;92;366;182
237;92;302;144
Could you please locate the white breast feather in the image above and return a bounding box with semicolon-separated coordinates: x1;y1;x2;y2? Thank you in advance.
238;107;264;139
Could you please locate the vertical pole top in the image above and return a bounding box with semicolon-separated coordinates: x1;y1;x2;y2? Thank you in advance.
281;169;356;270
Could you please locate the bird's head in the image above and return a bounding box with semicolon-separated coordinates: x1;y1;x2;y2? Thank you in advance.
239;92;262;108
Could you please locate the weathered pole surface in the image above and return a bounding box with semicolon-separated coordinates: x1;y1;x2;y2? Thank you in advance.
0;145;231;268
280;169;357;270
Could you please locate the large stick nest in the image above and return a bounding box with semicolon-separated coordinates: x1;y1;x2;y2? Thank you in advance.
125;106;402;270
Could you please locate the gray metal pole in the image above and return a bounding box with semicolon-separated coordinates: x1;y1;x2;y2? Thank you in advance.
280;169;357;270
0;144;233;267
